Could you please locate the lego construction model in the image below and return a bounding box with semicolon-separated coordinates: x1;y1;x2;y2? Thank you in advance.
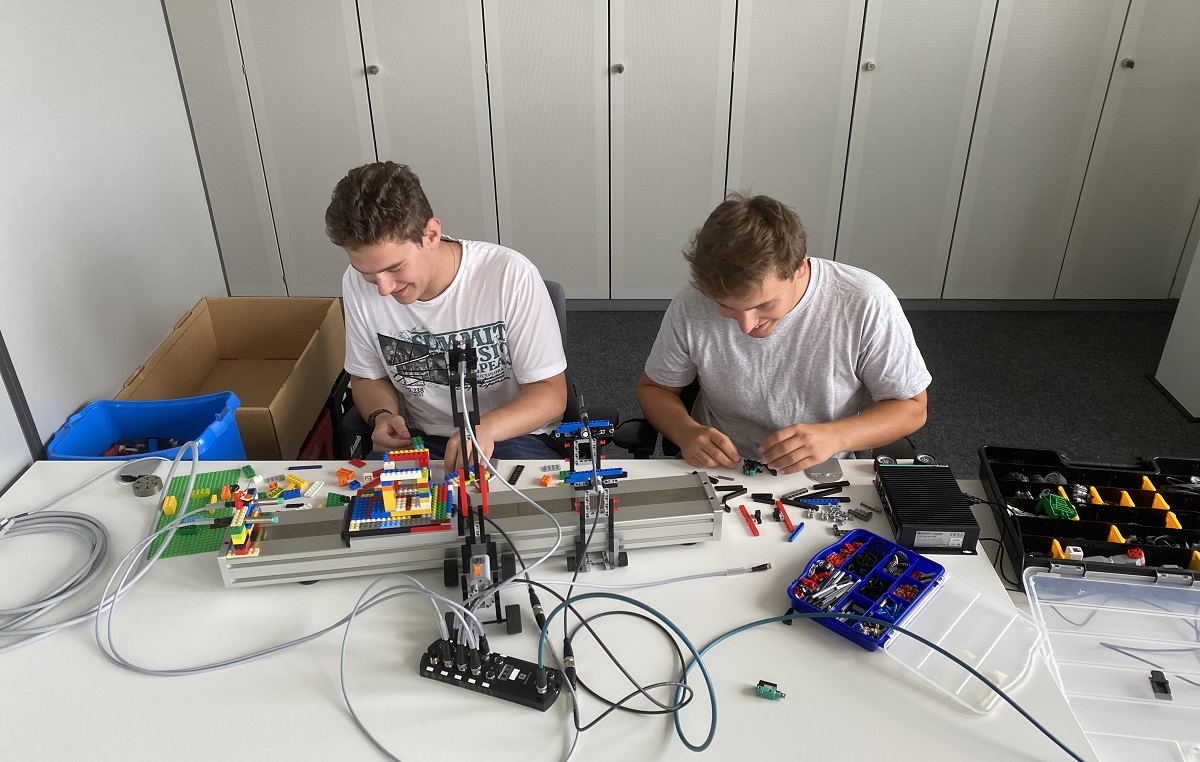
439;338;522;634
551;396;628;572
217;339;724;588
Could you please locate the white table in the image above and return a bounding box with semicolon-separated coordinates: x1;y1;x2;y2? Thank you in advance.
0;459;1096;761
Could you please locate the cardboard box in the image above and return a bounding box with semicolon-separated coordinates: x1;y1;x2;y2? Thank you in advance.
117;297;345;460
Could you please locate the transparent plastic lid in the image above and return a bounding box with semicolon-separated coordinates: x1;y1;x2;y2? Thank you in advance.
884;572;1044;713
1025;567;1200;762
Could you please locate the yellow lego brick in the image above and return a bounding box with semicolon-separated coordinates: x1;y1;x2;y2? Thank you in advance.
267;486;284;499
161;495;178;516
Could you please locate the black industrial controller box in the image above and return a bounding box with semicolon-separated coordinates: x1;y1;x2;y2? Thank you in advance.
874;462;979;554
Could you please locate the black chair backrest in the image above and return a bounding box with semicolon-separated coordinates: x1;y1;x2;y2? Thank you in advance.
542;280;579;421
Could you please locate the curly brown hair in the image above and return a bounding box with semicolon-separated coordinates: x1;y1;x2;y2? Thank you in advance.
684;194;807;300
325;161;434;249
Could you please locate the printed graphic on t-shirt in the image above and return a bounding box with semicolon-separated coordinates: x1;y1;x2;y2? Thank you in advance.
377;322;512;396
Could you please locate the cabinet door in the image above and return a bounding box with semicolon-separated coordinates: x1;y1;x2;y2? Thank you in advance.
1056;0;1200;299
836;0;995;298
611;0;736;299
726;0;864;261
485;1;608;298
233;0;375;296
165;0;287;296
944;0;1127;299
360;0;497;245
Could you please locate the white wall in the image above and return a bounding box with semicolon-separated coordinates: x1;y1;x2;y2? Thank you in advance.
1156;237;1200;416
0;0;227;447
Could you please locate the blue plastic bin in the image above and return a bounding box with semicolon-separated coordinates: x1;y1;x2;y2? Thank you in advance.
47;392;246;461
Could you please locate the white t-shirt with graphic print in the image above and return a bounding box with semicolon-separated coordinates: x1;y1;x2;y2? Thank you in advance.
342;238;567;437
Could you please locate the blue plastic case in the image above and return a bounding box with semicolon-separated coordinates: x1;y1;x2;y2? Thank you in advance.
788;528;946;651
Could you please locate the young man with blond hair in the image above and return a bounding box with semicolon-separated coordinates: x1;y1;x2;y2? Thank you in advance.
325;161;566;471
638;195;930;474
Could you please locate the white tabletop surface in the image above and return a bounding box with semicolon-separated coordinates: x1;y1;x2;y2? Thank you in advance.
0;458;1096;761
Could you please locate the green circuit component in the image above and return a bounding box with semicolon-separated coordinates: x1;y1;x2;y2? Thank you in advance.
756;680;785;700
149;468;243;558
1034;493;1077;520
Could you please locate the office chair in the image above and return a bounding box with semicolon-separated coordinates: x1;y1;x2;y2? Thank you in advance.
612;378;918;461
339;280;617;459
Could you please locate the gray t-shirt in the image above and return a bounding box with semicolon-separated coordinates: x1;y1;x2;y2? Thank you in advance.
644;258;931;459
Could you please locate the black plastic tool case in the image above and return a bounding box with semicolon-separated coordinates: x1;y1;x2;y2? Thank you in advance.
978;447;1200;588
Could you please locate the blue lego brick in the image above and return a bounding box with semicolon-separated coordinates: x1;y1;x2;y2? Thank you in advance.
347;479;362;491
554;420;614;437
281;488;301;499
562;468;628;485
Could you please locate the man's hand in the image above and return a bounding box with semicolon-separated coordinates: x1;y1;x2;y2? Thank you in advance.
443;425;496;475
371;412;412;452
676;423;740;470
759;423;841;475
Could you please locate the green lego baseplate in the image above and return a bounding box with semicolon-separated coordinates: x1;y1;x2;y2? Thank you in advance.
148;468;243;559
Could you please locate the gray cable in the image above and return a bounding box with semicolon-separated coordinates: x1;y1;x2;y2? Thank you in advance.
0;457;169;653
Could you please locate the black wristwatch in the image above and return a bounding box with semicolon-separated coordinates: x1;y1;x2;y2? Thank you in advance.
367;408;394;429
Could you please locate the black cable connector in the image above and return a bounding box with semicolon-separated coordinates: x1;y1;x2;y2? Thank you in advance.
440;640;454;669
751;563;772;572
468;648;482;676
562;637;577;689
535;667;549;695
455;643;469;672
529;588;547;630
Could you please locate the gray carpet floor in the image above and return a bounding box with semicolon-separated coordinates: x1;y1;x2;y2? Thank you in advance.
566;309;1198;477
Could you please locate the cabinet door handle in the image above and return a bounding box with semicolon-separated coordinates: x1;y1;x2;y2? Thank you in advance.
862;60;876;71
611;63;625;74
1120;58;1135;69
366;64;381;75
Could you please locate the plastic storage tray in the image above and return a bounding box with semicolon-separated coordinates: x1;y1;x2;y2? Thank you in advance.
979;447;1200;587
1025;566;1200;762
47;392;245;461
790;529;1044;713
789;528;946;651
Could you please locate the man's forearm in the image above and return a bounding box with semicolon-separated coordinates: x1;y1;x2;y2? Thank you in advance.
638;383;701;445
478;373;567;441
824;397;927;453
351;376;402;421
